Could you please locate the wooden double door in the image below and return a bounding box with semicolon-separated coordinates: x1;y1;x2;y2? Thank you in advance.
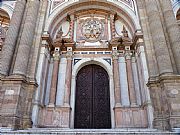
74;64;111;129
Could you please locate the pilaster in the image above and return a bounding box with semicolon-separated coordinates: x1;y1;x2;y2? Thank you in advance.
49;48;60;106
125;50;137;106
144;0;173;75
112;46;121;107
64;47;73;107
0;0;26;76
12;0;40;76
159;0;180;74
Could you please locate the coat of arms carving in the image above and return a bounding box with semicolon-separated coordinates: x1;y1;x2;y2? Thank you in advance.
82;18;103;42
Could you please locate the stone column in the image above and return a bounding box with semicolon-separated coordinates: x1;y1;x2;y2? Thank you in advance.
28;0;49;78
131;56;141;106
0;0;26;76
159;0;180;74
145;0;173;74
119;54;130;106
125;51;137;106
12;0;40;76
64;47;73;106
112;49;121;106
137;42;154;128
32;46;50;126
49;49;60;106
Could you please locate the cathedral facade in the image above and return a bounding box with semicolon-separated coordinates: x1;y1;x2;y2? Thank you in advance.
0;0;180;133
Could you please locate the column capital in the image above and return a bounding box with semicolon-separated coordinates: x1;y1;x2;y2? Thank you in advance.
53;51;60;61
125;52;132;60
66;47;73;60
66;51;73;60
112;50;119;60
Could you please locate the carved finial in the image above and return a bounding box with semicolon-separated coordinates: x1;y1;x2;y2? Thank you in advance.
122;25;128;37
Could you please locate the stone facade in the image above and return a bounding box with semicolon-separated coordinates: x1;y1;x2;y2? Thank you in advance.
0;0;180;133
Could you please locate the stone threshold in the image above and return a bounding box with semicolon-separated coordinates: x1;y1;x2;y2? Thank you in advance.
1;128;177;135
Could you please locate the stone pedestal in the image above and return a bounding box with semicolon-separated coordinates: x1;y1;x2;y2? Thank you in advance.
114;107;148;128
0;75;37;129
38;106;70;128
148;75;180;130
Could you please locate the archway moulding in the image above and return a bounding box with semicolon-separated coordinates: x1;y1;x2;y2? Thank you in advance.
45;0;140;37
0;1;16;19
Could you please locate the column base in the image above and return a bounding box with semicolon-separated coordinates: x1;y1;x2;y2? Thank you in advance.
47;103;55;108
130;103;138;107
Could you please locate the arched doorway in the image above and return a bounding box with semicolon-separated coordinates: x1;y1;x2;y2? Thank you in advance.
74;64;111;129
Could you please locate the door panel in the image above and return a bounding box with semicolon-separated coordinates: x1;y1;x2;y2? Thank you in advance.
74;64;111;129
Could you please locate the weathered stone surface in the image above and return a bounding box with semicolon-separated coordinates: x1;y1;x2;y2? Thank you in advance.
1;0;180;133
12;0;40;76
1;128;176;135
0;0;26;76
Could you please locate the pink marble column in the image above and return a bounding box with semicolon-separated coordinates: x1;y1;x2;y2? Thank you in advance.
112;50;121;105
64;51;73;106
126;52;137;106
49;50;60;106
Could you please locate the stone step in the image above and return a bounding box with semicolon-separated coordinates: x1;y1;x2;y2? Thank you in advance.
1;128;177;135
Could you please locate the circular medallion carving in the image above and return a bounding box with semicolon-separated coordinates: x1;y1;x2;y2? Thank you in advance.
171;89;179;95
82;19;103;42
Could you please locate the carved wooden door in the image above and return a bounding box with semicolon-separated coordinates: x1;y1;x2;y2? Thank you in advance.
74;64;111;129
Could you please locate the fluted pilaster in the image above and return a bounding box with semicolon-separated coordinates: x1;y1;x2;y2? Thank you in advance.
0;0;26;76
13;0;40;76
145;0;173;74
159;0;180;74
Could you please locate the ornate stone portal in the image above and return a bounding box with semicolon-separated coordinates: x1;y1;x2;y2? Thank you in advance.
0;0;180;133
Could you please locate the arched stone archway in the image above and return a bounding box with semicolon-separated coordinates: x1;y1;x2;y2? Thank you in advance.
70;58;115;128
44;0;140;38
74;64;111;129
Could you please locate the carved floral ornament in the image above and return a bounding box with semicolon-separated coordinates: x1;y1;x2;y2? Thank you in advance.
81;18;103;42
